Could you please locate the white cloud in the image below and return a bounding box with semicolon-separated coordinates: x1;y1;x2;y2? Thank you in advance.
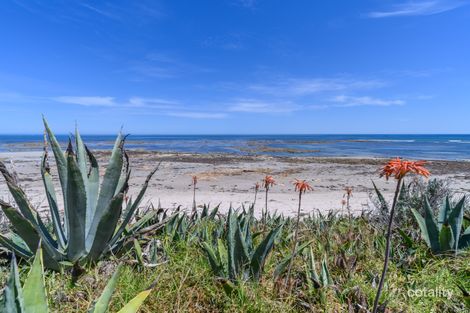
52;94;226;119
53;96;116;106
367;1;466;18
127;97;179;109
228;99;301;113
249;78;385;97
166;112;227;119
330;95;405;107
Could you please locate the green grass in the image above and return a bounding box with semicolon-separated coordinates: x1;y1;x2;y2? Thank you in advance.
1;215;469;312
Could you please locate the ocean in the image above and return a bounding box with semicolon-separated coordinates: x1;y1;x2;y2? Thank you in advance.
0;134;470;161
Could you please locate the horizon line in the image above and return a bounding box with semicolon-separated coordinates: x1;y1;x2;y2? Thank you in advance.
0;133;469;136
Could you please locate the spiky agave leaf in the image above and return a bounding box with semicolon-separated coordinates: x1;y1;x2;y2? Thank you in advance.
88;265;122;313
274;240;313;279
22;249;48;313
447;196;466;251
86;134;124;251
65;140;87;262
250;224;282;281
1;254;24;313
40;152;66;249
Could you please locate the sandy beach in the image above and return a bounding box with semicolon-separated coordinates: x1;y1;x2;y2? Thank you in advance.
1;150;470;217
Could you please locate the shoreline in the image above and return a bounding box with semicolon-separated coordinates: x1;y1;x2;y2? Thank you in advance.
1;150;469;216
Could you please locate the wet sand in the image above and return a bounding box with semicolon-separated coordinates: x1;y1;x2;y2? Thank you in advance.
1;150;469;217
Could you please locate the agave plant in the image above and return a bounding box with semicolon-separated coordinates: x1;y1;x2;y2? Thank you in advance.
0;119;158;269
305;246;332;290
201;208;282;282
412;196;470;254
0;249;153;312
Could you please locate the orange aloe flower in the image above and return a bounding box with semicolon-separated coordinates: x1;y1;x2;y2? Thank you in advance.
192;175;198;185
255;182;260;192
262;175;276;189
380;158;430;180
344;187;353;197
293;179;313;193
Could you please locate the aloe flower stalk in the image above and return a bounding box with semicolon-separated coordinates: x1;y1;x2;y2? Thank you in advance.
372;158;430;313
262;175;275;229
192;175;198;214
285;179;313;288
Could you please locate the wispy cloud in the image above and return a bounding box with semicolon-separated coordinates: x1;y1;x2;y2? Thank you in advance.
367;1;466;18
228;99;301;113
79;3;121;20
332;95;405;107
12;0;165;23
127;97;179;109
249;78;385;97
52;96;116;106
51;95;225;119
166;112;227;119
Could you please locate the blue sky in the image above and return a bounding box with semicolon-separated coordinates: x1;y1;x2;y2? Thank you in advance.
0;0;469;134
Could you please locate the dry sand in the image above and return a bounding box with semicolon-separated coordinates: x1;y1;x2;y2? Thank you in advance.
1;150;470;217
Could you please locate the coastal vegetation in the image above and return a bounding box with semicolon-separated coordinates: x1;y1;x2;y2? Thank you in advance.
0;121;469;312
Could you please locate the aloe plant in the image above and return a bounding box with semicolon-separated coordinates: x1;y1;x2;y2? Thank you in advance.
201;208;282;282
0;119;158;269
0;249;153;312
412;196;470;254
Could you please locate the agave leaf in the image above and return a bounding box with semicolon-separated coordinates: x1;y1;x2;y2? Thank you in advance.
201;242;224;276
397;229;414;249
201;204;209;218
423;197;440;253
438;197;452;231
115;149;130;197
125;210;159;236
250;224;282;281
447;196;466;250
0;203;40;253
217;239;227;268
109;165;159;247
439;224;454;252
0;163;37;224
2;254;25;313
116;288;152;313
411;208;432;249
43;117;68;214
372;181;389;214
87;193;124;261
0;234;33;259
209;204;220;219
85;146;100;231
33;215;64;271
307;246;320;287
226;208;237;280
234;224;250;279
459;228;470;250
320;257;332;287
76;128;90;231
23;249;48;313
65;142;87;262
94;134;124;223
35;213;58;249
134;239;144;266
41;153;66;248
274;240;313;279
75;126;88;182
88;265;122;313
